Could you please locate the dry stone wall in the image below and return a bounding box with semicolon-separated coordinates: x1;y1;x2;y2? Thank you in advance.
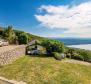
0;45;26;65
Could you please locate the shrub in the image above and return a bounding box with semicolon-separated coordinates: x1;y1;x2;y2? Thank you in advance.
18;33;28;44
76;49;91;62
66;53;71;58
52;52;65;60
71;53;84;61
67;48;91;62
41;39;65;54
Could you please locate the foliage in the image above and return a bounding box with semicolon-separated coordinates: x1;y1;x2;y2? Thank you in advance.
0;26;45;44
18;32;28;44
0;27;4;36
75;49;91;62
67;48;91;62
3;26;16;44
52;52;62;60
14;29;46;44
41;39;65;54
71;53;84;61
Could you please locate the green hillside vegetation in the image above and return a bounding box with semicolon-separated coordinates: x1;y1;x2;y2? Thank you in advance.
0;26;46;44
66;47;91;62
1;26;91;63
0;56;91;84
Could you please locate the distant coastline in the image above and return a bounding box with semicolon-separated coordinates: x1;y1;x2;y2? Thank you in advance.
68;44;91;51
50;37;91;50
51;38;91;45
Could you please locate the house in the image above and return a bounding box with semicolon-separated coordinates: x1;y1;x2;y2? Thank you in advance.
26;40;46;55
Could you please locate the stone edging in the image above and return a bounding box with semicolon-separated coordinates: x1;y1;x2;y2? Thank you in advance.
0;76;26;84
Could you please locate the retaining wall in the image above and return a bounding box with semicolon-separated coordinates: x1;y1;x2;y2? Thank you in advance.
0;45;26;65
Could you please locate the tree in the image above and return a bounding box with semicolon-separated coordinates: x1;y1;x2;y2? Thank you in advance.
18;33;28;44
3;26;16;44
0;27;4;36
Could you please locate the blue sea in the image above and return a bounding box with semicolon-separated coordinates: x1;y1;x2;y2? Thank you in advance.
52;38;91;45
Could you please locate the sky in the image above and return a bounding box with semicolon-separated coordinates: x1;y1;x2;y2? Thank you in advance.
0;0;91;38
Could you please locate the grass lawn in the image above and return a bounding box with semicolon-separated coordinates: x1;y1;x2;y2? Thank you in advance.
0;55;91;84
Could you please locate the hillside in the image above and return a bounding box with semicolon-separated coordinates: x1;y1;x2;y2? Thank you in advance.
0;26;48;45
0;55;91;84
0;26;44;41
0;26;91;84
14;29;45;41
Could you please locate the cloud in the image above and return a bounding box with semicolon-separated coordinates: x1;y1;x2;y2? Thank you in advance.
35;1;91;38
71;0;90;6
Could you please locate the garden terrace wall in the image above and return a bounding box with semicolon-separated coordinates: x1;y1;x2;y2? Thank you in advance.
0;45;26;65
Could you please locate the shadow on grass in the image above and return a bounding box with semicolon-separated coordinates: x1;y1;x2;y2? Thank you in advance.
26;54;53;58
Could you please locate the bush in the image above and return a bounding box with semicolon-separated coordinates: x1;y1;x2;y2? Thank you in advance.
76;49;91;62
71;53;84;61
41;39;65;54
67;48;91;62
18;33;28;44
52;52;65;60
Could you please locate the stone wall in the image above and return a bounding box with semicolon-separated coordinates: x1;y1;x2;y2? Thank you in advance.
0;45;26;65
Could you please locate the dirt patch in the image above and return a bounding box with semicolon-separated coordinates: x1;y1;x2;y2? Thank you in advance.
64;59;91;66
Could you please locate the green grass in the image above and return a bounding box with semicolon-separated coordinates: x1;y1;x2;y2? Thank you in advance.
0;55;91;84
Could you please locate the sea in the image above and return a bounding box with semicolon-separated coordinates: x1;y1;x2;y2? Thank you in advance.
51;38;91;45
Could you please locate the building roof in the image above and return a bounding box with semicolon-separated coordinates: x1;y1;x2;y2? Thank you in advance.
28;39;40;46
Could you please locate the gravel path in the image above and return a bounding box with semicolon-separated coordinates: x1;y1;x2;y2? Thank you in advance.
0;45;22;54
64;59;91;66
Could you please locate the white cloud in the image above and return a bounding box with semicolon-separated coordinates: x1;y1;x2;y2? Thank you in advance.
35;1;91;38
